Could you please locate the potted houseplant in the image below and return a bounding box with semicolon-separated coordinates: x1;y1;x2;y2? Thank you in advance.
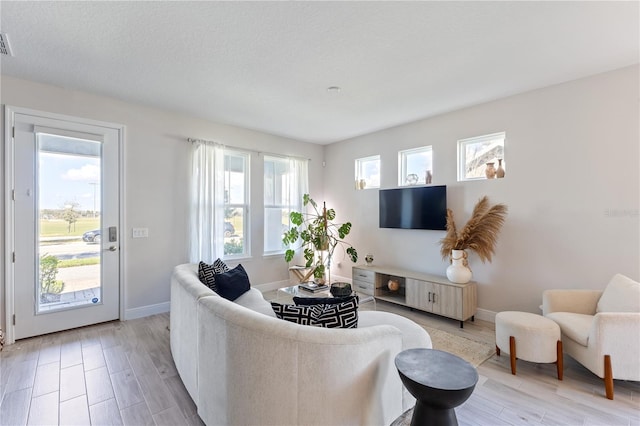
283;194;358;284
440;196;508;283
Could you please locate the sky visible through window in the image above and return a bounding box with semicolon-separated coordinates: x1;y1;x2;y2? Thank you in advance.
39;152;101;211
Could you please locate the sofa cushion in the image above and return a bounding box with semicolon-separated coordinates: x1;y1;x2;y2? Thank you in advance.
235;288;277;318
214;264;251;301
271;298;359;329
293;295;358;306
546;312;593;346
596;274;640;313
198;258;229;291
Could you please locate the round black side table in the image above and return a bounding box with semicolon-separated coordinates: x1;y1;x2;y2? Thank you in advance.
395;348;478;426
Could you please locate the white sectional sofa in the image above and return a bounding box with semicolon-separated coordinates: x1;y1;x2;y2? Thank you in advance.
170;263;432;426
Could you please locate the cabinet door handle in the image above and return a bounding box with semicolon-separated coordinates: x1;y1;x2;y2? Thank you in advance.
433;293;437;303
428;292;431;302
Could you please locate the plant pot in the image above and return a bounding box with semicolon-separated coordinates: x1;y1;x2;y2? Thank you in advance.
446;249;472;284
314;234;330;251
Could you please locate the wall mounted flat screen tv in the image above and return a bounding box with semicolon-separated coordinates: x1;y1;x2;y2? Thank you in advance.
379;186;447;230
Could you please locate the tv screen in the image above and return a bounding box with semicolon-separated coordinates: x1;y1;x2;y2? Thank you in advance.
379;186;447;230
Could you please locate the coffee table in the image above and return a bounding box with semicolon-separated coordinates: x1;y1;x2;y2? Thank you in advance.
395;348;478;426
277;284;330;299
276;284;376;309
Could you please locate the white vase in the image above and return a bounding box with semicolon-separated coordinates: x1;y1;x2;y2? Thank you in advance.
446;249;472;284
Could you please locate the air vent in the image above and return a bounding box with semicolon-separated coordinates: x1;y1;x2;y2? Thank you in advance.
0;32;14;56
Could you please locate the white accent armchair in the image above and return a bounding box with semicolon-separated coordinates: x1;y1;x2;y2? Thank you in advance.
542;274;640;399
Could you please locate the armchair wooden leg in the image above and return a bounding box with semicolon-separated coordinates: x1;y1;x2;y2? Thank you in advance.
509;336;517;375
556;340;563;380
604;355;614;400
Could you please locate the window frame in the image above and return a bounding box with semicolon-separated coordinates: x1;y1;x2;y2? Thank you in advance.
398;146;433;186
354;155;381;190
222;149;250;259
263;155;302;256
457;132;506;181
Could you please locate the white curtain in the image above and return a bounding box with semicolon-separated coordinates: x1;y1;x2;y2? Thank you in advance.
285;158;308;264
189;141;225;263
288;157;309;213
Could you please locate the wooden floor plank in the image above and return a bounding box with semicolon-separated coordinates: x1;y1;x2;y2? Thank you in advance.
5;359;38;394
119;401;154;426
3;304;638;426
59;341;83;369
32;362;60;398
81;344;106;372
137;371;178;415
37;344;61;366
153;405;188;426
85;367;114;407
27;391;59;426
110;369;144;410
88;398;123;426
59;364;86;402
163;375;197;420
59;394;90;426
0;388;32;426
103;346;130;375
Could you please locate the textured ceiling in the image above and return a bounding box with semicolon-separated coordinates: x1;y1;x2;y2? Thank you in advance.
1;1;638;144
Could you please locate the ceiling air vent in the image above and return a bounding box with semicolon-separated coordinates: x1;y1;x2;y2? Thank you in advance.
0;32;14;56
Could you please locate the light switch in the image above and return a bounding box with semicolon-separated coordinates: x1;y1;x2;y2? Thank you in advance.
132;228;149;238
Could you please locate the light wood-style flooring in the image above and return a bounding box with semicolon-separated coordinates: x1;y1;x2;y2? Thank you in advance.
1;296;639;425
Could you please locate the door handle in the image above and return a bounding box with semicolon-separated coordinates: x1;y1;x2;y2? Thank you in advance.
105;246;117;252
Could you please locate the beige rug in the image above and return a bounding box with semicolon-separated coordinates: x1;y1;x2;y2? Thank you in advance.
422;325;495;367
390;327;494;426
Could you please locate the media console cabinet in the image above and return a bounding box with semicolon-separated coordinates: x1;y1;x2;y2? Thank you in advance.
352;265;477;328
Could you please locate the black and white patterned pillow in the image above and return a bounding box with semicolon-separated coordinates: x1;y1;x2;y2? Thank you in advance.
198;258;229;291
314;298;358;329
270;303;322;326
271;298;358;329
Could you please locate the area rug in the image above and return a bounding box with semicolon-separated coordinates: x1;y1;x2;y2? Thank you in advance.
422;325;495;367
390;327;494;426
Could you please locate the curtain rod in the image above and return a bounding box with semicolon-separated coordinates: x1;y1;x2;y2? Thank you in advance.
187;138;310;161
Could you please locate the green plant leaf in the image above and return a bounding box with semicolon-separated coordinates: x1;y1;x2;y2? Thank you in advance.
290;211;303;226
282;228;299;245
284;249;295;262
346;247;358;263
338;222;352;238
314;264;325;279
326;208;336;221
304;248;315;266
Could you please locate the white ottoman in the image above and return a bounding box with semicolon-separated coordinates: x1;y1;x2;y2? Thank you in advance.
495;311;563;380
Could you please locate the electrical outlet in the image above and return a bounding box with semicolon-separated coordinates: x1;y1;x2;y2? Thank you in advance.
132;228;149;238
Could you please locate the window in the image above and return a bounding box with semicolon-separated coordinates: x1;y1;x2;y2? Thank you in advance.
223;150;250;257
457;132;505;181
355;155;380;190
398;146;433;186
264;156;308;255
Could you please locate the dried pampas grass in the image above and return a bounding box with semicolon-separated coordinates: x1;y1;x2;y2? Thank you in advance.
440;196;508;263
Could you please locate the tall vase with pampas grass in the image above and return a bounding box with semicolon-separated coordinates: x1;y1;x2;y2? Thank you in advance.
440;196;508;283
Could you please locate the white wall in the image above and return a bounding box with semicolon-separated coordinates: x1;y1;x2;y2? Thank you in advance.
324;65;639;314
0;76;324;324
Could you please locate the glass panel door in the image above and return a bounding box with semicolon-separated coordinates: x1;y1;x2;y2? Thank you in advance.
37;133;103;313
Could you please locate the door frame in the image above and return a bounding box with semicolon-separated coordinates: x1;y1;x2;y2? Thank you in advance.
3;105;126;345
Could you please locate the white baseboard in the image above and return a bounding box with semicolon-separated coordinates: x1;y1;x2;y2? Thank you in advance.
474;308;497;323
124;301;170;320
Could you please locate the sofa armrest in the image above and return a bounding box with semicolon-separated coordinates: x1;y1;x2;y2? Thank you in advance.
589;312;640;381
542;289;602;316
